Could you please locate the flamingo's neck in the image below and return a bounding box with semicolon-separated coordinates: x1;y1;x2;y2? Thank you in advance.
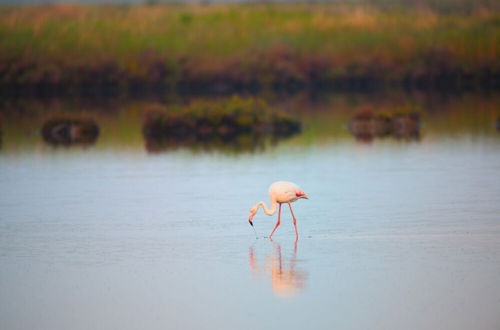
256;199;277;216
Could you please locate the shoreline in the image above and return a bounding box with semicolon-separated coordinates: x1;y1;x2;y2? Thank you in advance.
1;3;498;95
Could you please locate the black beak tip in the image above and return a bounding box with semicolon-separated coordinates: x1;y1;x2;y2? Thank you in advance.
248;220;254;227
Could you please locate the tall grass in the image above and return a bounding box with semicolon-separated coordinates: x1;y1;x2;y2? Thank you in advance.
0;3;498;92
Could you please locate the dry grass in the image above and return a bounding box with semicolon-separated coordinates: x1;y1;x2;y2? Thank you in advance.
0;3;498;91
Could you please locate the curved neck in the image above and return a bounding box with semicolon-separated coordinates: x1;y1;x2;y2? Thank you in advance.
255;199;277;216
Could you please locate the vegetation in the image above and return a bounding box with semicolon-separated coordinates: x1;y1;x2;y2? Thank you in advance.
349;105;420;141
1;92;499;153
41;117;99;146
142;96;301;152
0;2;499;94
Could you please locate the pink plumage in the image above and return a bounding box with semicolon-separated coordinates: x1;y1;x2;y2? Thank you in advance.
248;181;308;239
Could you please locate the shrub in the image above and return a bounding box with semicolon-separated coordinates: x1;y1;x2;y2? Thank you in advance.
142;96;301;152
41;117;99;146
143;96;301;139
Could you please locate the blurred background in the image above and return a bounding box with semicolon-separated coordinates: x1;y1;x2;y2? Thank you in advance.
1;1;500;330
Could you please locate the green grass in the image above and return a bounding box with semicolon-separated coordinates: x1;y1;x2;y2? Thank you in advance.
0;3;498;90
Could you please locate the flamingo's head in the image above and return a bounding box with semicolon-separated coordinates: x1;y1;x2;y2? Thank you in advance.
296;190;309;200
248;206;258;226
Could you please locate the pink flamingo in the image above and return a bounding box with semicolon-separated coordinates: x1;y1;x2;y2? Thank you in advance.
248;181;308;239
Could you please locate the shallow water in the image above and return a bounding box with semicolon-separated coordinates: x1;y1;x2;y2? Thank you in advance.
1;93;500;330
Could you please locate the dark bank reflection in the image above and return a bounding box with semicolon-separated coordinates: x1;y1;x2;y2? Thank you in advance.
0;114;3;150
249;239;307;298
143;133;297;154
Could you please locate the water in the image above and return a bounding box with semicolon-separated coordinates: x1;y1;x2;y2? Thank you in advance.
1;93;500;330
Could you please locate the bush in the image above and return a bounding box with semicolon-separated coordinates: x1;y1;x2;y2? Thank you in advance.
142;96;301;152
143;96;301;139
41;117;99;146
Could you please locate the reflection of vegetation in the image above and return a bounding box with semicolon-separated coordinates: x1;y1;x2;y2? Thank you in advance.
0;93;499;153
349;106;420;142
142;97;301;153
0;114;3;150
145;132;271;154
42;117;99;146
0;2;498;93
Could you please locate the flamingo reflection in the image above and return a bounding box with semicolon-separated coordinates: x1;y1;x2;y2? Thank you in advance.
249;239;307;297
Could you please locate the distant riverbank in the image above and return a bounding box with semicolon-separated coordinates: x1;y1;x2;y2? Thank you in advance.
1;3;499;95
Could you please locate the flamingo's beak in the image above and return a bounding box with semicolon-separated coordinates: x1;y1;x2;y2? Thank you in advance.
248;214;254;226
302;194;309;199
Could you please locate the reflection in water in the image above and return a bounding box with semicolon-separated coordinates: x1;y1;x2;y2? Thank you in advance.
348;106;420;143
143;132;297;154
42;118;100;147
249;239;307;298
0;114;2;150
0;93;498;154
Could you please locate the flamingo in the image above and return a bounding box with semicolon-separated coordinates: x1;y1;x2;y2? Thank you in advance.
248;181;308;239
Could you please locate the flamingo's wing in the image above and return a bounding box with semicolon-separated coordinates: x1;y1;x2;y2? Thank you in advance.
271;181;299;203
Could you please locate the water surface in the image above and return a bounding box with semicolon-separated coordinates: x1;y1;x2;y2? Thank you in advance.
1;93;500;330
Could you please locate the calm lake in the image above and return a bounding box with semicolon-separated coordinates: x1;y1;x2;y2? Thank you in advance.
1;92;500;330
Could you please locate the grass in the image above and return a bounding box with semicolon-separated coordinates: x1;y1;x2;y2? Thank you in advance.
142;96;301;152
0;2;499;92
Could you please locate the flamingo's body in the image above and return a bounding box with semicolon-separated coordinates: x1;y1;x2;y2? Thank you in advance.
248;181;308;239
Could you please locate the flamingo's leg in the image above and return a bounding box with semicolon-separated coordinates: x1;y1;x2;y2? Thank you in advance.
288;202;299;239
269;203;281;238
